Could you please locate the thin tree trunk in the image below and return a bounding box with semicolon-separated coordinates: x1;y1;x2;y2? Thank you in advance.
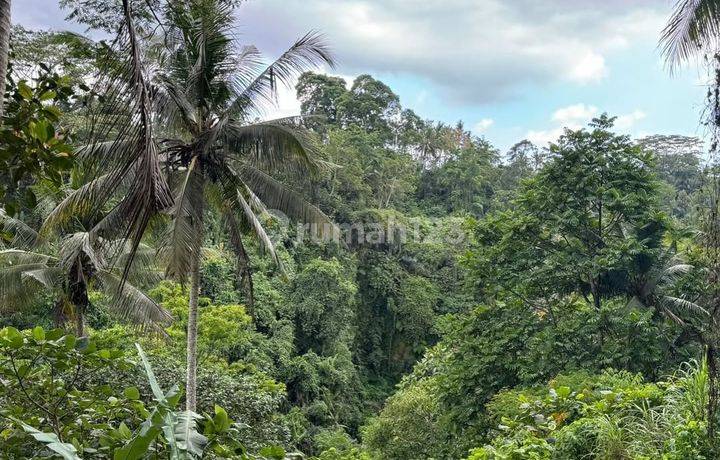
0;0;11;120
186;249;201;412
52;298;67;330
69;270;88;337
74;309;85;337
589;277;601;310
235;235;254;317
708;343;720;440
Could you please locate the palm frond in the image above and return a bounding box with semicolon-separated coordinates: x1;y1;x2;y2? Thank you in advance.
113;241;163;286
22;267;65;290
77;0;173;284
163;157;205;281
40;174;112;236
661;0;720;67
228;44;265;99
664;263;694;276
163;0;236;111
662;295;709;317
234;187;283;271
96;270;173;331
237;163;338;239
661;305;687;326
224;31;334;119
0;249;56;266
58;232;105;273
0;261;55;312
222;208;255;309
212;164;285;268
154;74;198;134
188;4;234;108
661;263;695;286
0;211;39;249
74;140;134;173
224;117;323;173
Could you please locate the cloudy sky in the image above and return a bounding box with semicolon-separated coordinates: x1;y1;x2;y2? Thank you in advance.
13;0;709;151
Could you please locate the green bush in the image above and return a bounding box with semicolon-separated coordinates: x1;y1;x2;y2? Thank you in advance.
467;362;717;460
361;378;444;460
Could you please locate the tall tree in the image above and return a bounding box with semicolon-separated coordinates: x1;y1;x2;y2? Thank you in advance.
145;0;333;411
661;0;720;436
0;0;11;120
48;0;334;410
471;116;665;310
296;72;347;126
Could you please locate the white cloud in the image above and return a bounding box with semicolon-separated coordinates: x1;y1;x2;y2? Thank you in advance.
552;104;599;126
261;71;356;121
238;0;668;104
527;104;646;146
526;127;565;146
568;52;608;84
474;118;495;132
614;110;646;130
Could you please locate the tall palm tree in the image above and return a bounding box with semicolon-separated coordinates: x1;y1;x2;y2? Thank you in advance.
0;0;11;120
159;0;336;411
661;1;720;435
74;0;335;411
661;0;720;65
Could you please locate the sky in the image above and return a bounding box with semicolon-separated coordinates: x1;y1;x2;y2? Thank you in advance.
12;0;711;152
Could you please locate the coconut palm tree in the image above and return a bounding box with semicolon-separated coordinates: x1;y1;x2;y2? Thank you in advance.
0;208;172;336
66;0;335;411
156;0;336;411
60;0;334;411
661;0;720;65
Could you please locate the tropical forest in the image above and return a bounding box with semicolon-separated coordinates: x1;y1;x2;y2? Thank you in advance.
3;0;720;459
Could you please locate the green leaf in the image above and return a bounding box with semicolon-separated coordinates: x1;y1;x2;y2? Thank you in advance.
212;405;231;432
117;422;133;440
555;386;572;399
4;201;16;217
113;421;162;460
17;81;33;100
169;410;208;458
2;327;24;349
30;120;50;142
135;343;164;402
259;445;286;459
17;363;30;378
39;90;57;101
11;418;82;460
124;387;140;401
32;326;45;342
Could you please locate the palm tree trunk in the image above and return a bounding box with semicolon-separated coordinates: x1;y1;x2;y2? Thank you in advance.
52;298;67;330
186;249;201;412
69;272;88;337
234;235;254;317
0;0;11;120
74;309;85;337
708;343;720;440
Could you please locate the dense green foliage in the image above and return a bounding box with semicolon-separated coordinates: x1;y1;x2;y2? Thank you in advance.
0;326;285;459
0;1;718;459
